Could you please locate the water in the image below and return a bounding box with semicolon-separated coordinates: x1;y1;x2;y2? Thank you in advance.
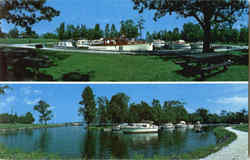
0;126;216;159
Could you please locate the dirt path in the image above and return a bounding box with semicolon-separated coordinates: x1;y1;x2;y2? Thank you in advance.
201;127;248;160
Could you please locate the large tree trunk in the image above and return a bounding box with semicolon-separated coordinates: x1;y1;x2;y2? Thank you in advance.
0;54;7;81
203;25;212;53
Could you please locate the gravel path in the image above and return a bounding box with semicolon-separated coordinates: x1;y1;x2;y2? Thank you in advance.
201;127;248;160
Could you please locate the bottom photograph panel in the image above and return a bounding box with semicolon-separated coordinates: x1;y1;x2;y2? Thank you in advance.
0;83;248;159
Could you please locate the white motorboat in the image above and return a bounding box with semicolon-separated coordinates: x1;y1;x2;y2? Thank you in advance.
57;41;74;48
76;39;89;48
122;123;159;134
194;121;202;128
187;124;194;129
161;123;175;129
88;38;153;51
190;42;203;49
153;40;166;48
171;40;191;50
175;121;187;128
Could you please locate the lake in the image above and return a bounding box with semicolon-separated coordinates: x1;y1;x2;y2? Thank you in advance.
0;126;216;159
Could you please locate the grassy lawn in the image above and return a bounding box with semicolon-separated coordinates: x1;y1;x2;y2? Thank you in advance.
0;144;59;159
232;124;248;132
0;123;65;129
38;49;248;81
133;127;237;160
0;38;58;44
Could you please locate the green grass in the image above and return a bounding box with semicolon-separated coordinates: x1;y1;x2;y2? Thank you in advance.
133;127;237;160
0;38;59;44
233;124;248;132
0;144;59;159
38;49;248;81
0;123;65;130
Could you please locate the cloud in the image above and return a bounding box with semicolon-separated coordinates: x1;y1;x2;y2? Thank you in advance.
215;96;248;107
24;97;41;105
21;87;42;95
6;96;15;103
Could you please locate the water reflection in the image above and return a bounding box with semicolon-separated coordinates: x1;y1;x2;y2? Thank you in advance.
0;126;217;159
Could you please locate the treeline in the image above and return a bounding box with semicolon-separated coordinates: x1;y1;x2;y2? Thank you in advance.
78;86;248;126
4;19;140;40
146;22;248;44
0;112;35;124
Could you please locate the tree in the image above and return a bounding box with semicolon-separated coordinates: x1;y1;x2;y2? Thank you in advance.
97;96;109;124
239;26;248;43
42;32;58;39
93;24;103;39
34;100;53;125
18;112;35;124
181;22;203;42
132;0;248;52
8;27;19;38
104;24;110;38
137;16;145;39
110;24;119;38
196;108;209;123
152;99;163;125
78;86;97;126
56;22;66;40
120;19;139;39
108;93;129;123
0;0;60;30
0;85;10;95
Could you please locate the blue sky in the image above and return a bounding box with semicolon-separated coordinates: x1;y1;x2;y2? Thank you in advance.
1;0;248;37
0;83;248;123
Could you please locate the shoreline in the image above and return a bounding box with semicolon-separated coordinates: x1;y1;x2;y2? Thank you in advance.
0;125;244;159
200;127;248;160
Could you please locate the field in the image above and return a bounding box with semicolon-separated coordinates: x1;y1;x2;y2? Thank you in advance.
0;38;58;44
38;50;248;81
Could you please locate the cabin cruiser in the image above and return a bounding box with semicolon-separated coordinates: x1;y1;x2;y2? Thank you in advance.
153;40;166;48
190;41;203;49
161;123;175;130
194;121;202;128
57;41;74;48
122;123;159;134
171;40;191;50
76;39;89;48
187;124;194;129
88;38;153;51
175;121;187;128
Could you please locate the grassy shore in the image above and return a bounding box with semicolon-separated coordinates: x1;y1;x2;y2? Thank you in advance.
0;144;59;159
0;38;58;44
133;127;237;160
232;124;248;132
37;49;248;81
0;123;65;130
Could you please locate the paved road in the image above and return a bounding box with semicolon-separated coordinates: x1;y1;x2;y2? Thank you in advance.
201;127;248;160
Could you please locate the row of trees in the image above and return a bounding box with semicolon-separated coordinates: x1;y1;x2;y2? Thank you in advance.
0;85;53;125
79;86;248;126
0;112;35;124
5;19;141;40
146;22;248;44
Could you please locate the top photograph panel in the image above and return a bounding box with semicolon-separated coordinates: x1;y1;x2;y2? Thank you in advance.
0;0;248;81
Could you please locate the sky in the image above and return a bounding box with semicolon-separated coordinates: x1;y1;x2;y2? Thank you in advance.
0;0;248;37
0;83;248;123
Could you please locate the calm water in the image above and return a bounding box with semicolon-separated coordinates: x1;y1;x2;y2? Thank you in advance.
0;126;216;158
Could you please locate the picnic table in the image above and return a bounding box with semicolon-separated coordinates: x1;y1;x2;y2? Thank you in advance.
174;53;233;79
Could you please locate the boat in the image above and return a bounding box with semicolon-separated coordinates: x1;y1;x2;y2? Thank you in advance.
122;123;159;134
76;39;89;48
56;41;74;48
161;123;175;130
171;40;191;50
153;40;166;48
175;121;187;128
187;124;194;129
190;42;203;49
194;121;202;128
88;38;153;52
